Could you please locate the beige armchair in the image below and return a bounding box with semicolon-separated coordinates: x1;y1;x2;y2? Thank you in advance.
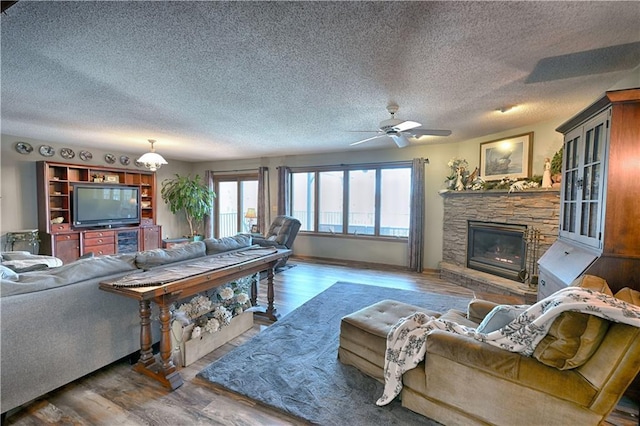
339;275;640;426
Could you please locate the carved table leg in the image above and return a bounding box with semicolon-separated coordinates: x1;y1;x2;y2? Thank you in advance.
158;302;176;373
133;295;184;390
138;300;154;366
250;272;258;306
253;265;281;322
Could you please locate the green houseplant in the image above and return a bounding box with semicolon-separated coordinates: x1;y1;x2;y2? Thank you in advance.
550;146;563;183
161;174;216;239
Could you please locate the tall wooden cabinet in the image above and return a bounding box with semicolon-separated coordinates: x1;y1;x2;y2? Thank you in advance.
538;88;640;298
37;161;162;263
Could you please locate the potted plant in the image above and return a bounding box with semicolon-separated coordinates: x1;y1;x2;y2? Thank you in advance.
161;174;216;240
550;146;563;185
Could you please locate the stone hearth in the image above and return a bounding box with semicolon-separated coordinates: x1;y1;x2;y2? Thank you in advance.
440;189;560;303
441;261;537;304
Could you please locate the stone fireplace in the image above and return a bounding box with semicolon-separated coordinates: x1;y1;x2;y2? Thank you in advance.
440;190;560;303
467;221;527;282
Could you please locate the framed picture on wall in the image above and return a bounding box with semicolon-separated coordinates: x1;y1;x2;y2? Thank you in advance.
251;225;259;234
479;132;533;181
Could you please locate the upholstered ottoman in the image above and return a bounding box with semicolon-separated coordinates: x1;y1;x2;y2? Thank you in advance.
338;299;442;382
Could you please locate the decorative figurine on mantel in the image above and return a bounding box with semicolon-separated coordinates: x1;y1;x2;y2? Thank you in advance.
455;167;465;191
542;157;553;189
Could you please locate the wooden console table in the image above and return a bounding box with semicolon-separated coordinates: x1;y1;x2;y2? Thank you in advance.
99;247;291;390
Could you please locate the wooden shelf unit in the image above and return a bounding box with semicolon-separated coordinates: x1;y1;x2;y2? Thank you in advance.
36;161;162;263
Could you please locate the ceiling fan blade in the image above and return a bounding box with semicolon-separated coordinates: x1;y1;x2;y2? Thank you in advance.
392;120;421;132
390;134;410;148
410;129;452;137
350;134;387;146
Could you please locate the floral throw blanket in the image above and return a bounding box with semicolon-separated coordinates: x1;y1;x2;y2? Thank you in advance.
376;287;640;406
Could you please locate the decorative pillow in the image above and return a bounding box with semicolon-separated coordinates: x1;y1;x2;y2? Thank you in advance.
136;241;206;269
614;287;640;306
476;304;528;334
0;251;31;257
2;262;49;273
533;275;612;370
204;234;252;255
1;252;63;268
0;265;19;281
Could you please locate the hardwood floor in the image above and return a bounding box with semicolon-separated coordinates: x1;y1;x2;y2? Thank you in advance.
4;259;638;425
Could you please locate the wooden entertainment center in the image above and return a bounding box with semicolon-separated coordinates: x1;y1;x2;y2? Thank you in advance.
36;161;162;264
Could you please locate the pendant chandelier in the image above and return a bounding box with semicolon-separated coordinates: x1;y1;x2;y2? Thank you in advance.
137;139;168;171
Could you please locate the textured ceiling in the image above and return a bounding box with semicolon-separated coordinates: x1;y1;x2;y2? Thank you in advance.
1;1;639;162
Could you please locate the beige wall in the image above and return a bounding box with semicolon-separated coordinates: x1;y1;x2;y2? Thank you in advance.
1;119;563;268
190;117;564;269
0;136;193;242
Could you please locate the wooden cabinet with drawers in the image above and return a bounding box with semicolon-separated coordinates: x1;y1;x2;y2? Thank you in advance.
83;230;116;256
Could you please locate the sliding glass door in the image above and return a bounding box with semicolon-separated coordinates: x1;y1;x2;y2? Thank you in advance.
215;176;258;237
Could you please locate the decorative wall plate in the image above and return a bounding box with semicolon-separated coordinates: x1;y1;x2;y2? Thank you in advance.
39;145;55;157
60;148;75;159
104;153;116;164
135;160;144;168
15;142;33;155
79;150;93;161
120;155;130;166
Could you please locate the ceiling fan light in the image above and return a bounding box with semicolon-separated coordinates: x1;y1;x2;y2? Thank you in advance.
137;139;168;171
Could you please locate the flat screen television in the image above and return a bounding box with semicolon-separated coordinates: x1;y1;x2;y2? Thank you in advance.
72;183;141;228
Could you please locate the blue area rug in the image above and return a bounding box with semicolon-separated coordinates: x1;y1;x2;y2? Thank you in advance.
197;282;470;425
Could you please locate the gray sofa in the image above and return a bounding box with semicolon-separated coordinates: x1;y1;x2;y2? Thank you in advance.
0;235;252;415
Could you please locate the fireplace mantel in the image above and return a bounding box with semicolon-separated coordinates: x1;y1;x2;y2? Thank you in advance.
439;188;560;198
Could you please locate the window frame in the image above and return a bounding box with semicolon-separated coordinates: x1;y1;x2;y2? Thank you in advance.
213;172;259;238
289;162;412;241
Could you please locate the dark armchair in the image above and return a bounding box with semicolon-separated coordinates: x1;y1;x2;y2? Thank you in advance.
251;215;301;267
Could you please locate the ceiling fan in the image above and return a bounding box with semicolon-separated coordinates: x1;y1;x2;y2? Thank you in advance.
350;104;451;148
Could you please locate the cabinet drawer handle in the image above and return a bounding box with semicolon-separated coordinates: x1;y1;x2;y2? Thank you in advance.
540;279;546;286
97;251;103;255
65;235;71;240
97;239;103;243
98;232;103;236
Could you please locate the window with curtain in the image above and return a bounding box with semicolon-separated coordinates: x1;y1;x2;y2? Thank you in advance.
290;163;412;238
214;174;258;237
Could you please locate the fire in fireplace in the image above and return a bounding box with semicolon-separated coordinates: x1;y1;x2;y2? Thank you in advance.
467;221;528;282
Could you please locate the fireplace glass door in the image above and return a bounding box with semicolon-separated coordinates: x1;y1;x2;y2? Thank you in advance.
467;221;527;282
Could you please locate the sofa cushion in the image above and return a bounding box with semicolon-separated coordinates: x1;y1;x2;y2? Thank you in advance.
0;254;137;297
467;299;500;324
533;275;612;370
614;287;640;306
204;234;252;255
438;308;478;328
135;241;206;269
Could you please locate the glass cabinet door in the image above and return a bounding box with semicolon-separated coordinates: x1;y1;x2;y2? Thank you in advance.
559;108;609;249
